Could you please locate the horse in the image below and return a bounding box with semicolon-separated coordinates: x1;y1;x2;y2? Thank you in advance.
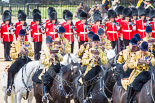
1;61;41;103
112;66;155;103
1;69;15;103
33;53;80;103
72;59;118;103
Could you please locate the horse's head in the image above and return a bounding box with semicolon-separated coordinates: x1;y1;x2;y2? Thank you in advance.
104;66;117;84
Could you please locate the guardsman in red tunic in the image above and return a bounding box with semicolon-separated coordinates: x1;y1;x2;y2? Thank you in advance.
149;9;155;38
1;10;14;61
45;7;56;36
15;10;28;41
31;13;44;60
91;10;103;34
62;10;75;53
115;6;124;24
136;7;146;39
121;8;134;47
131;7;138;35
76;11;89;48
105;10;120;49
46;9;58;40
30;9;41;41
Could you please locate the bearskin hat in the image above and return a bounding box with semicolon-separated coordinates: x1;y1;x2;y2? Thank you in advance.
77;9;83;19
138;7;146;17
49;12;57;20
92;10;102;23
115;6;124;16
2;10;11;22
33;13;41;22
108;10;116;18
79;11;87;20
47;7;56;16
32;9;41;17
123;8;132;17
63;10;73;21
131;7;138;16
18;10;26;21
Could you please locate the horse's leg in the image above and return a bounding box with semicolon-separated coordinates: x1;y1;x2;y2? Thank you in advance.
34;94;42;103
2;90;8;103
16;93;22;103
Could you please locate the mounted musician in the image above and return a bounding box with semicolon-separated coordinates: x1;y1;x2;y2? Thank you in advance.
6;29;33;96
39;36;63;102
121;41;155;103
78;31;94;59
82;34;108;101
53;26;71;56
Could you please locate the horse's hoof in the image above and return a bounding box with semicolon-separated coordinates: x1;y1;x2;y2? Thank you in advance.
42;96;48;103
6;88;12;96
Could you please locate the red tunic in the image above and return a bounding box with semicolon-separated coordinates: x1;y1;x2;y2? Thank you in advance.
76;22;88;41
105;21;119;41
90;24;104;34
120;20;134;40
62;22;74;42
131;19;137;35
31;23;43;42
30;21;35;38
1;23;14;42
46;22;58;40
136;19;146;39
15;22;28;41
150;21;155;38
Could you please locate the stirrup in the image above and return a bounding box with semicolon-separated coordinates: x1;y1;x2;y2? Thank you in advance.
83;99;87;103
42;94;48;103
6;87;12;96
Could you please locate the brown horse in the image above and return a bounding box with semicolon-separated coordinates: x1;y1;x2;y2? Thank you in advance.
33;62;81;103
112;66;155;103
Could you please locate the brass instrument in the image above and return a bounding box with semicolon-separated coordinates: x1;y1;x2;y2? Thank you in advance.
49;45;59;65
148;39;155;53
99;38;105;51
91;47;100;67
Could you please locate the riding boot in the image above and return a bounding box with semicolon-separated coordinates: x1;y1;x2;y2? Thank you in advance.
6;72;14;96
83;86;88;103
42;85;48;103
125;85;134;103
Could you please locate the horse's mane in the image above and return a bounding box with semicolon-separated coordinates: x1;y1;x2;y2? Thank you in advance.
61;64;72;74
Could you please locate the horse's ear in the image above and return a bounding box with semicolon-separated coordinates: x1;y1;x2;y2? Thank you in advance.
71;60;75;66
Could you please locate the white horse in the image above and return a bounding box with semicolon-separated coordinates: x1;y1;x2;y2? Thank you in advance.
1;70;15;103
61;53;78;66
1;61;42;103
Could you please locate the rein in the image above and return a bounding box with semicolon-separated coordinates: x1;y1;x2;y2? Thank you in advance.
21;64;40;100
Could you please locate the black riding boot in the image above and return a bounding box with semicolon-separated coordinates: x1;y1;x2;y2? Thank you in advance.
125;85;134;103
42;85;48;103
83;86;88;103
6;72;14;96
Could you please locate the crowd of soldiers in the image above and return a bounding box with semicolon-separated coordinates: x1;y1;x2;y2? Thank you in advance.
0;0;155;103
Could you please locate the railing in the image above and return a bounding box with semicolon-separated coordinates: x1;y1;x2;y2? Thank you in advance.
0;0;140;19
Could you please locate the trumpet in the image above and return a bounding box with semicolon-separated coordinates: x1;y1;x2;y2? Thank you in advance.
91;47;100;67
49;45;59;65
